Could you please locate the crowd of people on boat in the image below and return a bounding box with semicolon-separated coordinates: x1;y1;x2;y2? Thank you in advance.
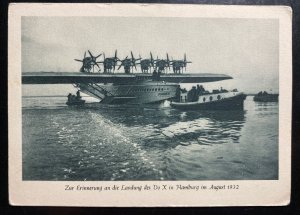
174;85;207;102
67;90;82;103
186;85;209;102
175;85;230;102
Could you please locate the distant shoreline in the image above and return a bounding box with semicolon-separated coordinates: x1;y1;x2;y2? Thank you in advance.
22;95;92;98
22;94;263;98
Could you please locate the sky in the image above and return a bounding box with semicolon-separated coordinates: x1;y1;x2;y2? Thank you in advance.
22;16;279;96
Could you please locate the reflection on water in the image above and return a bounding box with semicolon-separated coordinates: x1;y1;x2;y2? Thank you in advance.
22;96;278;180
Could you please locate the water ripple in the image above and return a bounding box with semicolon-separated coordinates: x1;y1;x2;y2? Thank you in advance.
22;96;278;180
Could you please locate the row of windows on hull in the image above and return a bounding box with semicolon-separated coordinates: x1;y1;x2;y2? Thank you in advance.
202;95;222;101
132;87;170;92
181;95;222;102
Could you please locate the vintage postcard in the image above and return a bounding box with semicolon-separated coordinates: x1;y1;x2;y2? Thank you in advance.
8;3;292;206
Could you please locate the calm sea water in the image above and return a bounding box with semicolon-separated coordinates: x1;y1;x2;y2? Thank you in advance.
22;96;278;181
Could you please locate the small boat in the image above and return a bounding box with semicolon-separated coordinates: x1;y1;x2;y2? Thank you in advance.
171;88;246;110
66;99;85;106
253;91;278;102
66;92;85;106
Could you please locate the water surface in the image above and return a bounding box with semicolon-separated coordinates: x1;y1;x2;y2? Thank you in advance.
22;96;278;180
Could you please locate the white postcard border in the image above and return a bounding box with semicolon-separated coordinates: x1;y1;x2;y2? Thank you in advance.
8;3;292;206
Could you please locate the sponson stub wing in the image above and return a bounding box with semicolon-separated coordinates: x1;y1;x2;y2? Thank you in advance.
22;72;232;84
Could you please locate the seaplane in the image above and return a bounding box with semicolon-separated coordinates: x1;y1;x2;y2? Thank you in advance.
22;50;233;105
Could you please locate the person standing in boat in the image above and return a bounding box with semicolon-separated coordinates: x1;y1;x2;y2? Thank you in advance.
192;86;198;101
196;85;200;96
181;88;187;93
196;85;205;96
76;90;81;101
71;94;76;102
67;93;72;102
175;86;181;102
187;86;198;102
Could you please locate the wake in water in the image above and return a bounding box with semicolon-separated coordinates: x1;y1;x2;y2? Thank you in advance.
22;96;278;180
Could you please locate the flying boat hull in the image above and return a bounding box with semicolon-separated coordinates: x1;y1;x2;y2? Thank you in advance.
78;81;179;104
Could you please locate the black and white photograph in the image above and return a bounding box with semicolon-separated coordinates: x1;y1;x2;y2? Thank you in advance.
8;3;292;206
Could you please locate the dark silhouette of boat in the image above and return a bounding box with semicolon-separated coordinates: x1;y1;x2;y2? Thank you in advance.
66;91;85;106
171;86;246;110
66;99;85;106
253;91;278;102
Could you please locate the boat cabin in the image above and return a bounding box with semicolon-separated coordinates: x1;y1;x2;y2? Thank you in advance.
178;86;239;104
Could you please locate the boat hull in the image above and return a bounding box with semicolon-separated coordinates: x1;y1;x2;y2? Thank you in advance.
171;93;246;110
253;94;278;102
66;100;85;106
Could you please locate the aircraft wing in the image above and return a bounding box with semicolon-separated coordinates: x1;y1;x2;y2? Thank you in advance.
22;72;232;84
159;73;232;83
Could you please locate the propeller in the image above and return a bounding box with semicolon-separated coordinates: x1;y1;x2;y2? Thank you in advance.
136;54;142;65
75;51;102;72
117;56;129;70
183;53;192;66
88;50;101;69
166;53;171;70
74;51;86;62
154;56;159;70
183;53;192;71
96;52;105;64
113;50;118;70
150;52;154;66
130;51;141;71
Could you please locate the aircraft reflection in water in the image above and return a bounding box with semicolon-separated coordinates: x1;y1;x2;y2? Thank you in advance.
22;50;232;104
